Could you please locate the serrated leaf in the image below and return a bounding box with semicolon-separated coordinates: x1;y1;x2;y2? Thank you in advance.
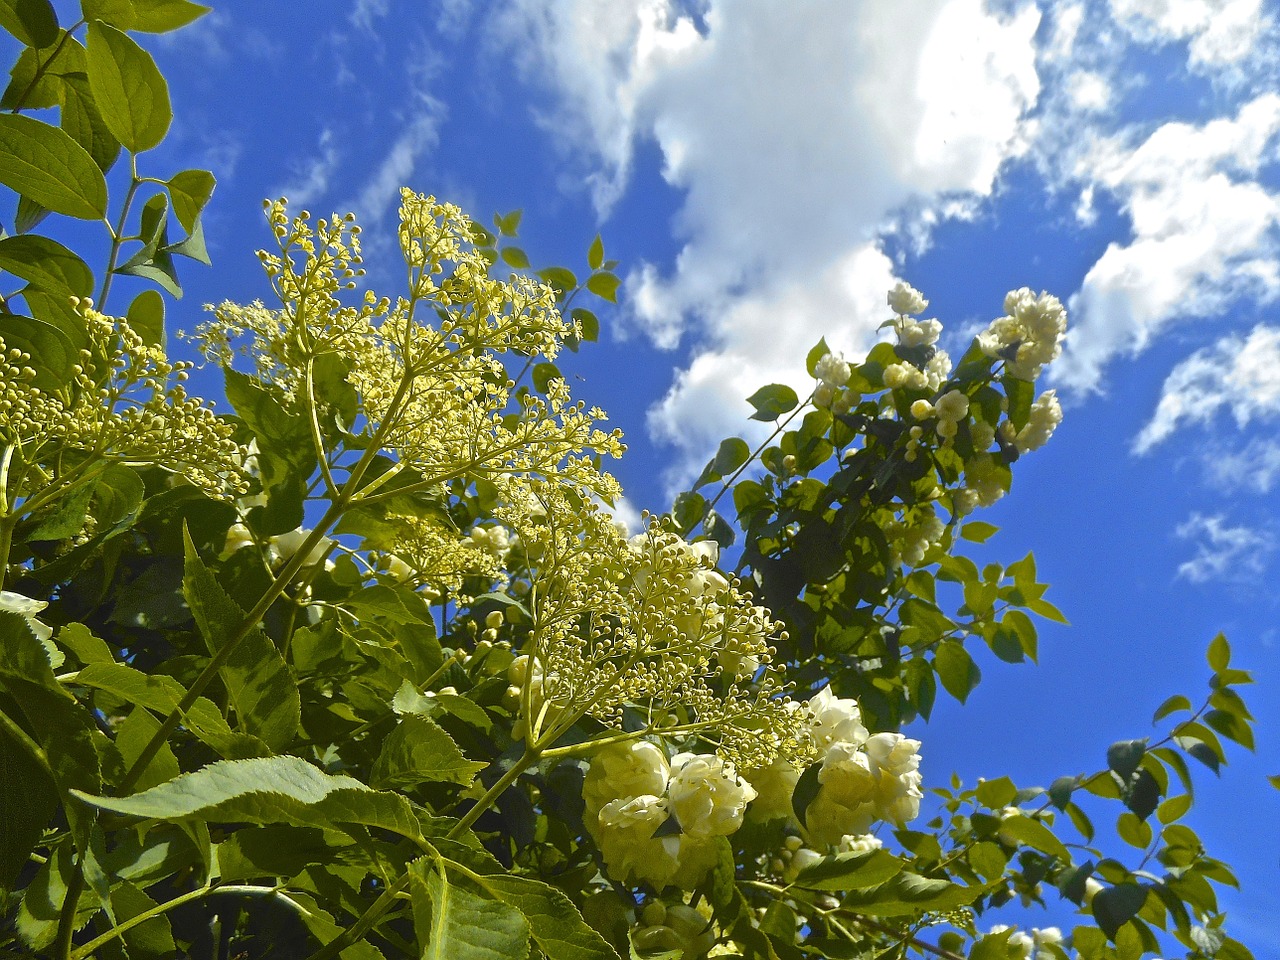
410;859;531;960
0;0;58;47
0;710;59;893
0;112;107;218
74;756;424;839
792;848;903;891
86;20;171;153
839;873;990;917
371;714;486;789
466;870;622;960
75;661;268;759
746;383;799;422
183;529;300;750
585;271;620;302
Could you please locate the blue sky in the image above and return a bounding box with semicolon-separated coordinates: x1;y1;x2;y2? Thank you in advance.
24;0;1280;945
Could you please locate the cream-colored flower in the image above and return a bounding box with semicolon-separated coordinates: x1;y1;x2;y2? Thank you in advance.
808;686;868;750
888;281;928;316
667;753;757;839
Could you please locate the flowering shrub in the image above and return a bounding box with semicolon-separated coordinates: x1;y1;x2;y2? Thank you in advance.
0;8;1264;960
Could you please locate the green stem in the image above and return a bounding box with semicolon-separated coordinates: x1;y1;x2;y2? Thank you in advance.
0;706;54;781
116;499;347;795
8;21;85;115
54;867;86;960
70;885;305;959
97;155;143;312
704;389;816;516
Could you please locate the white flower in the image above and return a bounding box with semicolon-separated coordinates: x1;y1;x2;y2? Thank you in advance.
814;353;851;388
976;288;1068;380
595;794;679;887
963;454;1006;508
0;591;53;642
863;732;921;779
924;349;952;390
384;553;413;582
883;363;925;391
837;833;883;856
888;281;928;316
806;742;877;845
970;420;996;451
271;527;334;569
808;686;868;749
813;382;837;409
467;524;512;562
910;399;934;420
1014;389;1062;454
934;389;969;422
583;740;670;822
221;522;255;556
667;753;757;839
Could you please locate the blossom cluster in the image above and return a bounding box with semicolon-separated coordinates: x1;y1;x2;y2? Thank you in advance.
976;287;1068;380
1;305;246;504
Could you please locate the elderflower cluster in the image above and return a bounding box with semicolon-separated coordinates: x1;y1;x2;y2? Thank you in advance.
1;304;245;501
583;740;757;889
499;485;808;764
976;288;1067;380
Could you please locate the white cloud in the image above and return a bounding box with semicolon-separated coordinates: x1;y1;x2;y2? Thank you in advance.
272;129;340;209
1204;437;1280;492
1056;93;1280;392
493;0;1041;487
1135;324;1280;451
352;0;391;33
1109;0;1269;68
1174;512;1275;582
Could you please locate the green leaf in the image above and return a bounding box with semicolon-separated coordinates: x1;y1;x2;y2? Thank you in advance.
76;661;268;759
0;234;94;298
1116;811;1151;849
532;361;561;393
129;0;210;32
501;246;530;269
0;611;101;842
1005;376;1034;432
115;704;180;792
0;112;108;219
166;168;215;233
183;528;300;750
960;521;999;543
538;265;577;292
695;436;750;489
1207;632;1230;672
126;288;164;348
587;234;604;271
747;383;799;422
73;756;425;840
494;208;522;237
839;873;990;917
0;0;58;47
586;271;620;302
1093;883;1148;940
570;307;598;343
466;871;622;960
997;813;1070;862
111;881;176;958
86;20;171;152
409;858;531;960
1156;793;1192;824
117;191;182;296
1107;739;1146;781
371;714;486;789
792;848;903;891
1152;694;1191;723
2;43;66;110
975;776;1017;810
935;641;980;704
58;70;122;173
0;314;76;391
805;337;830;377
0;710;59;893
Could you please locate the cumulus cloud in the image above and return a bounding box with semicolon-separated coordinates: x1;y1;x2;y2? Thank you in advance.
1175;512;1275;583
494;0;1041;486
1056;94;1280;392
1135;324;1280;451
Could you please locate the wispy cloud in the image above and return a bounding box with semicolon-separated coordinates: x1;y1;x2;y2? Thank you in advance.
272;129;340;209
1175;511;1276;583
1203;437;1280;493
1135;324;1280;452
